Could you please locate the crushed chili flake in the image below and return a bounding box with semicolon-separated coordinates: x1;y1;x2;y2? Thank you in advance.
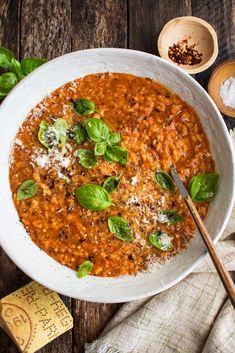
168;39;203;66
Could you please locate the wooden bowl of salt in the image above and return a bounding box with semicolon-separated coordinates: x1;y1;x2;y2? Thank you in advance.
208;59;235;117
158;16;218;74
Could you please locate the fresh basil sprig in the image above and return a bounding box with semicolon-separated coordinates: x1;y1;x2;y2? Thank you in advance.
75;184;112;211
38;118;68;149
72;98;96;116
0;47;47;98
108;132;121;145
85;118;109;142
71;122;87;144
21;58;47;75
103;175;121;193
158;210;185;224
155;169;176;193
108;216;133;241
149;231;173;251
188;173;219;202
77;260;93;278
94;141;107;156
76;149;98;169
17;180;38;200
0;72;18;99
104;146;128;166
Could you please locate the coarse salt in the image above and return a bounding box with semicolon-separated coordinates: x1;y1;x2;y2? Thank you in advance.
219;77;235;109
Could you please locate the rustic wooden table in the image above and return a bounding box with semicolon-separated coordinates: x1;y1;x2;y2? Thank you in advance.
0;1;234;352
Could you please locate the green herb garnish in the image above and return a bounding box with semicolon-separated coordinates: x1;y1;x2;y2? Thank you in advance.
71;122;87;144
20;58;47;75
188;173;219;202
108;216;133;241
76;149;98;169
72;98;96;116
0;72;18;99
158;210;185;224
17;180;38;200
75;184;112;211
94;141;107;156
38;118;68;149
155;169;176;193
104;146;128;166
85;118;109;143
108;132;121;146
0;47;47;97
77;260;93;278
103;175;121;193
149;231;173;251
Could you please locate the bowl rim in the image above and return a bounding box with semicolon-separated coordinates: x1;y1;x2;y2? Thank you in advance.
157;16;219;74
0;48;234;302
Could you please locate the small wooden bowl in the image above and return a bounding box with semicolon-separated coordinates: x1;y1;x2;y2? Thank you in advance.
208;60;235;117
158;16;218;74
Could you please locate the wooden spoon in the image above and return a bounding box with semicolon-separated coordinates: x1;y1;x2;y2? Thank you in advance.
171;166;235;309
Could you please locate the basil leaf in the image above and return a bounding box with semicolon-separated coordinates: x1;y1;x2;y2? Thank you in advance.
0;72;18;98
108;132;121;146
77;260;93;278
38;118;68;149
158;210;185;224
188;173;219;202
85;118;109;142
17;180;38;200
10;58;22;77
108;216;133;241
21;58;47;75
72;98;96;116
0;47;15;69
104;146;128;166
71;122;87;144
149;231;173;251
76;149;98;169
94;141;107;156
155;169;176;193
38;121;50;148
103;175;120;193
53;118;68;147
75;184;112;211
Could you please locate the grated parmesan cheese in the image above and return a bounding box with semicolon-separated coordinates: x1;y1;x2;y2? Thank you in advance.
31;144;72;180
158;233;173;250
131;175;138;186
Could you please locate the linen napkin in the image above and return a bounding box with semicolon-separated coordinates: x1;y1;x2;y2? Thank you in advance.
85;130;235;353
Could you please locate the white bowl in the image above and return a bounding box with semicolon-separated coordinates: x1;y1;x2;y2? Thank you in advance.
0;49;234;303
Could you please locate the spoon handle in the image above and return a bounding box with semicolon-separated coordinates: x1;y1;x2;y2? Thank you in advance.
186;196;235;309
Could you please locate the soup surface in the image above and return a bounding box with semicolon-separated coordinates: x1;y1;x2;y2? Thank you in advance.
9;73;215;277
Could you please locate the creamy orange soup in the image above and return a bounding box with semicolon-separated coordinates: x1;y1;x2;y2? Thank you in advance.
9;73;215;277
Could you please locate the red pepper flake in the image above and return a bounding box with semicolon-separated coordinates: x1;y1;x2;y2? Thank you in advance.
168;39;202;66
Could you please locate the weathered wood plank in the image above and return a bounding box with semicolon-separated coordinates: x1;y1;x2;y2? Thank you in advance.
71;1;127;352
128;0;192;53
20;0;73;350
72;301;121;353
71;0;127;50
0;1;73;353
0;1;23;352
21;0;71;59
192;0;235;129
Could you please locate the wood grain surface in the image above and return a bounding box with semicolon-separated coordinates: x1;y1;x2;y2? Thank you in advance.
0;1;235;352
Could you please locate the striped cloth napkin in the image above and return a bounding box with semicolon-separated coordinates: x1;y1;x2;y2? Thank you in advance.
85;130;235;353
